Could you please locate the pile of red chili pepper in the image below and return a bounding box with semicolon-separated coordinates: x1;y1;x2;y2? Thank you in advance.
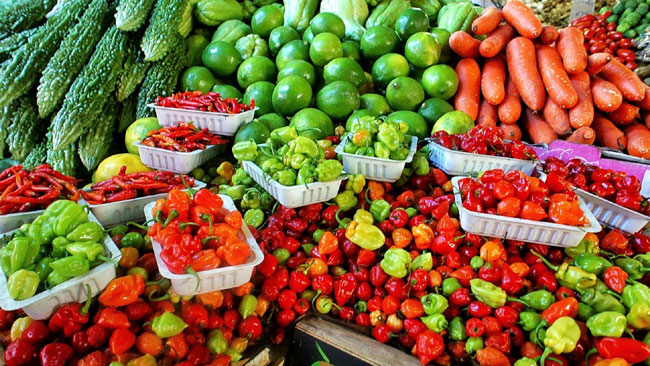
155;91;255;114
141;123;229;153
80;167;196;205
0;164;80;215
431;126;538;161
570;12;637;70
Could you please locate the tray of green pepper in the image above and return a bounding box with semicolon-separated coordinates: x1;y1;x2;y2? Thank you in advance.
0;200;121;319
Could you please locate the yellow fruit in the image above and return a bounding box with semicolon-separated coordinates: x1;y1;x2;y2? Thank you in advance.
93;154;152;183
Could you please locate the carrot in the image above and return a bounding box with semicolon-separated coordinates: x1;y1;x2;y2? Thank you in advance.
625;123;650;159
569;71;594;129
539;25;558;45
542;98;572;135
635;86;650;110
472;7;502;35
591;76;623;112
502;0;543;39
599;59;646;101
500;123;522;140
506;37;546;111
644;110;650;129
477;99;498;126
607;102;640;125
537;45;578;108
586;53;612;75
481;56;506;105
522;108;558;144
557;27;588;74
479;24;515;58
566;126;596;145
449;31;481;58
591;114;627;150
498;77;522;124
454;58;481;121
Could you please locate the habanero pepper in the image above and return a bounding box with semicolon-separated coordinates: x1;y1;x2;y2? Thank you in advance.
594;337;650;364
98;274;145;307
49;287;92;337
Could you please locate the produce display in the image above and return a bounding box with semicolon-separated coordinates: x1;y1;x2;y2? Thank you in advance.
141;123;229;153
431;125;538;160
341;115;413;159
154;91;255;114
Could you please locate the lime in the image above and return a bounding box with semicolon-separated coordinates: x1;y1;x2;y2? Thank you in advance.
342;40;362;63
275;40;309;70
419;98;454;128
268;26;300;55
125;118;161;155
310;12;346;39
258;113;288;131
316;81;360;121
180;66;215;93
202;41;242;77
360;93;391;116
185;34;210;66
346;109;375;131
243;81;275;116
212;84;242;100
386;77;425;111
387;111;428;140
421;64;458;100
323;58;365;88
93;154;151;183
302;27;314;43
272;75;313;116
405;32;441;69
251;5;283;37
309;32;343;67
237;56;276;89
290;108;334;139
395;8;429;41
234;120;270;144
433;111;475;135
212;20;251;44
277;60;316;86
372;53;410;89
430;28;452;64
361;26;399;60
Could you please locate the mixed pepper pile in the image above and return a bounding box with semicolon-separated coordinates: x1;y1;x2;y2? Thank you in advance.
341;116;413;160
141;123;228;153
431;126;539;161
155;91;254;114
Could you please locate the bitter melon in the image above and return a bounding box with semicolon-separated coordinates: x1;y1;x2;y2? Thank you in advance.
23;140;47;169
118;92;138;133
178;0;197;38
37;0;108;118
78;97;118;170
6;98;43;161
115;0;155;32
0;100;19;159
116;37;150;102
50;26;127;151
141;0;185;61
0;0;56;34
46;129;78;176
0;28;37;57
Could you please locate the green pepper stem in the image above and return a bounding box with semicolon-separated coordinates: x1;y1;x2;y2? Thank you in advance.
178;222;200;231
181;175;196;198
201;236;218;245
186;266;200;291
310;290;323;309
364;189;372;204
625;326;636;339
162;210;179;228
531;250;559;272
81;284;92;315
605;290;623;300
148;291;170;302
145;278;167;286
202;214;213;236
127;221;150;230
584;347;597;366
507;297;529;307
315;342;330;364
539;347;552;366
533;320;548;349
97;255;118;267
335;208;347;228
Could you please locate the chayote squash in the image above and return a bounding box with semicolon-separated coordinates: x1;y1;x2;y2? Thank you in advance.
212;19;252;44
242;0;257;21
195;0;243;26
235;34;270;60
436;2;478;34
320;0;369;42
283;0;318;33
365;0;410;29
411;0;442;23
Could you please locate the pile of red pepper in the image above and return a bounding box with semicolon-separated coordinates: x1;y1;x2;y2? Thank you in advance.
0;164;80;215
431;126;538;161
141;123;229;153
80;168;196;204
155;91;254;114
570;12;637;70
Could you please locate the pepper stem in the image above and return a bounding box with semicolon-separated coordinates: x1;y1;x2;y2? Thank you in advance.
531;250;559;271
506;297;529;307
533;320;548;349
81;284;92;315
148;291;170;302
364;189;372;204
127;221;150;230
201;236;218;245
335;208;347;228
202;214;213;236
178;222;200;231
97;255;118;267
625;326;636;339
584;347;597;366
539;347;552;366
186;266;200;291
163;210;179;228
181;175;196;198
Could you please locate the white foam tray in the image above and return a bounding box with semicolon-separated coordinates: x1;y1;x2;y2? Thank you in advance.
144;196;263;295
84;180;206;228
0;210;121;319
136;142;224;174
575;188;650;234
0;210;45;233
334;136;417;182
428;141;538;176
241;160;344;208
452;177;601;247
148;103;256;136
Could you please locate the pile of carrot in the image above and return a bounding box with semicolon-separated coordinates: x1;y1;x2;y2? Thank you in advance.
448;0;650;159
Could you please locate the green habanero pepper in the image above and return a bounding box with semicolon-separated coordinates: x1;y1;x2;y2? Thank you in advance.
288;153;307;170
109;224;129;237
239;294;258;319
622;281;650;309
49;256;90;277
315;160;343;182
260;192;274;210
8;236;40;274
65;222;104;243
615;257;650;280
579;287;626;314
244;208;264;228
377;123;400;151
449;317;467;341
261;158;284;175
207;329;228;354
540;317;580;365
353;209;373;225
374;142;390;159
586;311;627;337
121;232;144;249
270;126;297;144
573;252;612;275
469;278;507;308
7;269;39;300
465;337;484;354
66;242;105;261
232;140;258;161
232;168;253;186
412;151;430;176
345;174;365;194
291;136;319;158
520;290;554;311
53;202;89;237
34;257;54;282
313;229;325;243
405;207;417;218
533;251;597;290
242;189;260;209
565;234;599;258
380;248;411;278
52;237;70;259
577;302;595;321
519;311;542;331
628;302;650;330
636;253;650;267
334;190;358;212
151;312;188;338
421;293;448;315
47;270;71;288
390;147;410;161
272;169;297;186
369;199;390;222
355;147;374;157
315;296;333;314
296;165;316;185
410;253;433;271
421;313;447;332
514;358;537;366
318;139;332;150
442;277;462;297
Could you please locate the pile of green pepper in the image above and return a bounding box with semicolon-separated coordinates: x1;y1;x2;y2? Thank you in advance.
342;116;412;160
219;166;275;229
0;200;110;300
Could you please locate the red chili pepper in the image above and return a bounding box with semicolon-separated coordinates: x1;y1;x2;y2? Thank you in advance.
542;297;579;325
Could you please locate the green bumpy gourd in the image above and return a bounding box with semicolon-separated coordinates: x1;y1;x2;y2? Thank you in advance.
115;0;156;31
141;0;185;61
78;97;119;171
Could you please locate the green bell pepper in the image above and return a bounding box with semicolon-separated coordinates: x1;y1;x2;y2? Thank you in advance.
380;248;411;278
573;253;612;275
520;290;554;311
66;242;105;261
52;237;70;259
47;270;71;288
469;278;506;308
7;269;39;300
34;257;54;282
410;253;433;271
244;208;264;228
622;281;650;309
579;288;626;314
369;199;390;222
421;293;448;315
232;168;253;186
377;123;400;151
207;329;228;354
49;256;90;277
421;313;448;333
53;202;88;237
290;136;319;158
151;312;188;338
66;222;104;243
272;169;297;186
519;311;542;331
577;302;595;321
232;140;258;161
628;302;650;330
315;160;343;182
586;311;627;337
334;190;358;211
346;174;366;194
449;317;467;341
615;257;650;280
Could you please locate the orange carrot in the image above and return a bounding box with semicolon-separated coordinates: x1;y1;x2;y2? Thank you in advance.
599;59;646;101
479;24;515;58
625;124;650;159
477;99;498;126
454;58;481;121
537;45;578;108
591;76;623;112
644;111;650;129
472;7;502;35
502;0;543;39
481;56;506;105
498;77;522;124
539;25;558;45
607;102;640;125
506;37;546;111
566;126;596;145
449;31;481;58
591;114;627;150
586;53;612;75
569;71;594;129
522;109;558;144
557;27;588;74
542;98;572;135
635;86;650;110
500;123;522;140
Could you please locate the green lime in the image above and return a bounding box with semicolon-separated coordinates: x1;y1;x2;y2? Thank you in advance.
418;98;454;128
211;84;242;100
251;5;283;37
372;53;410;89
202;41;242;77
180;66;215;93
430;28;451;64
234;120;271;144
302;27;314;43
342;40;362;63
212;20;251;44
243;81;275;116
277;60;316;86
290;108;334;140
272;75;313;116
185;34;210;66
405;32;441;69
309;32;343;67
386;77;425;111
276;40;310;70
235;34;269;60
433;111;475;135
310;12;346;39
421;64;458;100
360;93;391;116
258;113;288;131
395;8;429;41
269;26;300;55
361;26;399;60
237;56;276;89
387;111;428;139
316;81;360;121
125;118;161;155
323;58;365;88
346;109;375;131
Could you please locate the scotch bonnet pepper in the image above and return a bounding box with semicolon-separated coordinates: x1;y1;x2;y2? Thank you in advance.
151;312;188;338
380;248;411;278
586;311;627;337
533;251;597;290
540;316;580;365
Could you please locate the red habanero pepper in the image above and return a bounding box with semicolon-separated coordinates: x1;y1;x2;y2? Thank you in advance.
601;229;628;252
167;189;191;221
192;189;222;215
541;297;579;325
98;275;146;307
616;190;643;211
603;266;628;293
416;330;445;365
20;320;50;345
39;343;74;366
96;307;131;329
181;302;209;328
86;324;110;348
595;337;650;364
334;273;357;306
49;289;92;337
109;328;136;355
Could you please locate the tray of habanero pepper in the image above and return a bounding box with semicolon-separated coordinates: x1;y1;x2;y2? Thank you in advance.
0;164;81;233
80;169;205;227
